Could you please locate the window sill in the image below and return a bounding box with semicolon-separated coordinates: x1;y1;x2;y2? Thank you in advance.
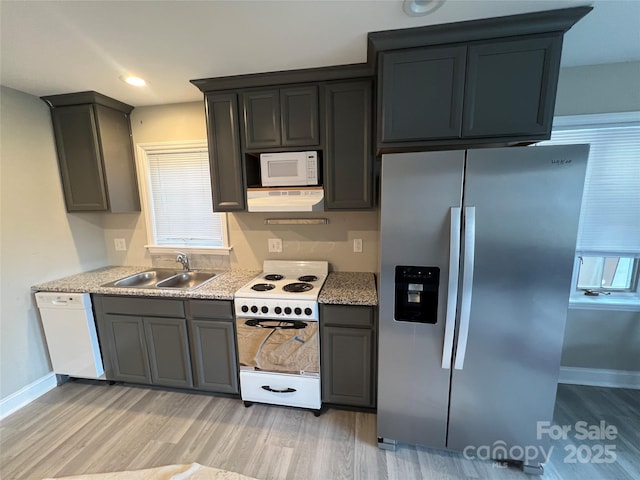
145;245;232;256
569;295;640;312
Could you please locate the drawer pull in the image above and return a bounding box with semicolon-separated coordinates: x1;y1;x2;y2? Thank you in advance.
261;385;296;394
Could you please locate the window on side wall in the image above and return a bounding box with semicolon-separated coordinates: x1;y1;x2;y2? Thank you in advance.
135;141;230;256
540;112;640;311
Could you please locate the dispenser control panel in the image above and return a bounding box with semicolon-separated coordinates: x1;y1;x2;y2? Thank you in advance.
394;265;440;324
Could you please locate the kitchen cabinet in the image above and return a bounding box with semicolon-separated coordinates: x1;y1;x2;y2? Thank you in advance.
205;92;245;211
378;33;562;148
187;300;239;394
41;91;140;213
241;85;320;150
94;296;193;388
320;304;377;408
322;80;374;210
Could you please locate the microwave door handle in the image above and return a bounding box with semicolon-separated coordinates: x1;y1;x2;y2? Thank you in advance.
454;206;476;370
442;207;461;369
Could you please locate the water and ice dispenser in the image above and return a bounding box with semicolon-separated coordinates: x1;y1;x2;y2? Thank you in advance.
394;266;440;324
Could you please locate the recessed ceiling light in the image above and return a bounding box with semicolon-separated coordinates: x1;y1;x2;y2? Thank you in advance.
121;75;146;87
402;0;445;17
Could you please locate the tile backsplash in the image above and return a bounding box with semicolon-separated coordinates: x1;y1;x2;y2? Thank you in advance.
150;253;231;271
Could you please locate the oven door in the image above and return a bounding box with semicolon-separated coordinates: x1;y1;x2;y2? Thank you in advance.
235;318;319;375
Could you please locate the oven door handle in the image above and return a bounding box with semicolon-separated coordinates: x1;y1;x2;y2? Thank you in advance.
261;385;296;394
245;319;307;329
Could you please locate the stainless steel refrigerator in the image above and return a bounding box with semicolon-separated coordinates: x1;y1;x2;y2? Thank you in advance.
377;145;588;474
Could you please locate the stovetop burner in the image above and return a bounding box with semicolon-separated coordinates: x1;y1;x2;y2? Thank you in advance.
283;282;313;293
264;274;284;281
251;283;276;291
298;275;318;282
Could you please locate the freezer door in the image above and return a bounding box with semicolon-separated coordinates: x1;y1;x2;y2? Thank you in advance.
378;150;464;448
447;145;588;464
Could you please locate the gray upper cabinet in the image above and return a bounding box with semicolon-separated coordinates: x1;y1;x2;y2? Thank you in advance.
380;46;466;142
242;85;319;150
41;91;140;213
462;34;562;138
323;80;374;210
378;34;562;147
205;92;246;211
369;6;591;150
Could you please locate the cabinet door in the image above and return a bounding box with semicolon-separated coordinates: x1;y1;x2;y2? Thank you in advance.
51;105;108;211
189;319;239;394
321;325;375;407
144;317;193;388
242;89;281;149
205;93;246;211
103;314;151;384
379;45;466;142
462;34;562;138
280;86;320;147
323;80;373;210
94;105;140;213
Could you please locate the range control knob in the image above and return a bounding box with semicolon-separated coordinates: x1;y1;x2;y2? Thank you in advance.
284;307;292;315
241;305;249;313
304;308;313;316
274;306;282;314
251;306;258;314
294;307;302;315
261;306;269;314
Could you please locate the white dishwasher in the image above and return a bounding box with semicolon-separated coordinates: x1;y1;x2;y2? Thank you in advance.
35;292;105;379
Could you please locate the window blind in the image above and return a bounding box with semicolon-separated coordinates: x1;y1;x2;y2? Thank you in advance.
147;149;223;247
540;121;640;254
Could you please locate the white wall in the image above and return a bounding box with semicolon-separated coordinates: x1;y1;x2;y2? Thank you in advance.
0;86;109;400
554;61;640;374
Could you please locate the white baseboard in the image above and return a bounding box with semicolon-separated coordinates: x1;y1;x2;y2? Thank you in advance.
0;373;58;420
559;367;640;389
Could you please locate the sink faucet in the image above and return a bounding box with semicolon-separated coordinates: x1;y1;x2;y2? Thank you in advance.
176;252;190;271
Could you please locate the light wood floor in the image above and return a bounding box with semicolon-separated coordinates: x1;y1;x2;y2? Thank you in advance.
0;381;638;479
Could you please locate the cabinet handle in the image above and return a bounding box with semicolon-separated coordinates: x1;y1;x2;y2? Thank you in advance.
261;386;296;394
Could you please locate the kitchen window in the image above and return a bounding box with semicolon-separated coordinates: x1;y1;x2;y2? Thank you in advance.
540;112;640;310
135;141;230;255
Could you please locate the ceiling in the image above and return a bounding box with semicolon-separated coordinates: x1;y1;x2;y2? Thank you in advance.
1;0;639;107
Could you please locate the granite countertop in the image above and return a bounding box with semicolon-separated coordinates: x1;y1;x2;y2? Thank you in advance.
318;272;378;306
31;266;260;301
32;267;378;306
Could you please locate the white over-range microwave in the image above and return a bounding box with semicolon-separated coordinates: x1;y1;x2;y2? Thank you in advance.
260;151;318;187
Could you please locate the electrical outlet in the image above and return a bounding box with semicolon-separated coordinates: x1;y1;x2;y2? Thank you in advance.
353;238;363;253
114;238;127;251
268;238;283;253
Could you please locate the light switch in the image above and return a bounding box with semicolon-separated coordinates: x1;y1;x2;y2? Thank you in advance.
353;238;363;253
114;238;127;251
268;238;283;253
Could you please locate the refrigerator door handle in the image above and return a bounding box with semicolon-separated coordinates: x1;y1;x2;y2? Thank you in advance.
454;206;476;370
441;207;461;369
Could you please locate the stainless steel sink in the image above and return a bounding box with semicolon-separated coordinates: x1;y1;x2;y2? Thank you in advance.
155;271;216;290
103;269;216;290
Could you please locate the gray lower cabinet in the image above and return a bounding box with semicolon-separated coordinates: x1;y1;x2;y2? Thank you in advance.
187;300;239;394
205;92;246;211
320;304;377;408
378;33;563;148
94;295;194;389
323;80;374;210
41;91;140;213
102;314;151;384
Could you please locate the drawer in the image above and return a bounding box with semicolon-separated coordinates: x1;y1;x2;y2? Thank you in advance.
240;370;320;409
99;296;185;318
321;304;374;327
187;299;233;320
